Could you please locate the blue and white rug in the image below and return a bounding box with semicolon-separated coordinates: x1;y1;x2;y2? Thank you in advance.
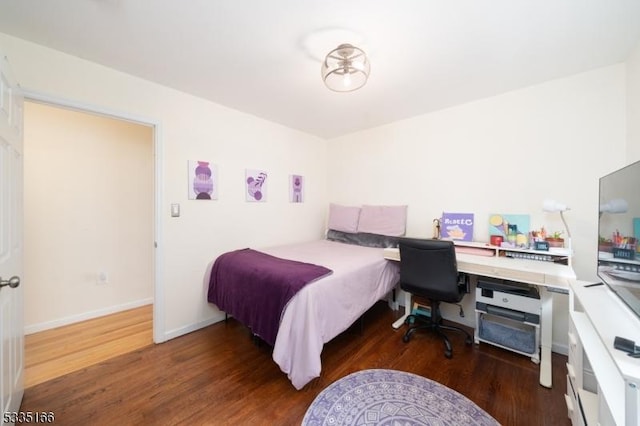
302;369;500;426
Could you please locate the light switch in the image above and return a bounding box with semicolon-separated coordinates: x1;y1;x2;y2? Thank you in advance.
171;203;180;217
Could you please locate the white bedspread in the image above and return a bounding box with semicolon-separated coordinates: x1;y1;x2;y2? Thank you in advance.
261;240;399;390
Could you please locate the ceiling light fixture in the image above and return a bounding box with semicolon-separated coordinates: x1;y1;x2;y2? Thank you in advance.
321;43;370;92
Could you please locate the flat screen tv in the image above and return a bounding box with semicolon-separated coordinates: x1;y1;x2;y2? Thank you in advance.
598;160;640;317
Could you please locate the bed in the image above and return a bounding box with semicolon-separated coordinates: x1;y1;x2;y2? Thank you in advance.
207;204;407;389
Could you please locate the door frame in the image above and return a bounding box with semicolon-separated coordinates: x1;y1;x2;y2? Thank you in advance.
22;90;165;343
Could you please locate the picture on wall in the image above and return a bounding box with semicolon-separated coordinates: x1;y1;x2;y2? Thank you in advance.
188;160;218;200
489;213;530;248
246;169;268;202
290;174;304;203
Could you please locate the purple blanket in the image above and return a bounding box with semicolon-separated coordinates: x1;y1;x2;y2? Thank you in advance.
207;248;332;346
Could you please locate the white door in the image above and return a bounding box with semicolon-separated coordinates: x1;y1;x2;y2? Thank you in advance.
0;53;25;423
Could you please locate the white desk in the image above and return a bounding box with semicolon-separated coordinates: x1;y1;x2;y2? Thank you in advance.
383;247;576;388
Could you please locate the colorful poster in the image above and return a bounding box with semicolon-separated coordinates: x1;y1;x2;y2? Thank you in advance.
188;160;217;200
634;218;640;253
441;212;474;241
489;214;530;248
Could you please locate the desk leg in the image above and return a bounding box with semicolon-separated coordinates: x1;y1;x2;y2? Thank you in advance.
539;288;553;388
392;291;412;329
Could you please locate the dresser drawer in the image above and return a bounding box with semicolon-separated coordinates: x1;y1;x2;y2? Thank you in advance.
565;393;574;420
566;363;577;398
567;316;583;392
568;330;578;363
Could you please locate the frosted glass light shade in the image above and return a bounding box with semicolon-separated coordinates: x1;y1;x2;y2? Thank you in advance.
543;199;569;212
321;44;370;92
600;198;628;214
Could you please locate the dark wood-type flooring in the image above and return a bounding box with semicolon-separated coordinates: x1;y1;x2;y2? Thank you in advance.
21;302;570;425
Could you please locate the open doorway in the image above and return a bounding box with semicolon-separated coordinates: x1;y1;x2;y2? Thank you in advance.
22;100;156;387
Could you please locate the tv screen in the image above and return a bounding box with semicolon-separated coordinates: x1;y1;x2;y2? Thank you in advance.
598;160;640;317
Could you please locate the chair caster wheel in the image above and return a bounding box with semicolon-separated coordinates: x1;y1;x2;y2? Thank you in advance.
465;336;473;345
402;334;410;343
445;350;452;359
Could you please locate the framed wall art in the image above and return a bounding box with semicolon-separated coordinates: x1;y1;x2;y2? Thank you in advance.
246;169;268;202
290;174;303;203
188;160;218;200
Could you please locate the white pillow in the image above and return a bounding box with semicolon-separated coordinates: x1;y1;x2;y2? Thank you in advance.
357;205;407;236
327;204;361;233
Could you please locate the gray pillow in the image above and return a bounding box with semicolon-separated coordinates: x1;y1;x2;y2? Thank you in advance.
326;229;399;248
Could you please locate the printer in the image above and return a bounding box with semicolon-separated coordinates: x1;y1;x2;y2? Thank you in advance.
475;277;542;362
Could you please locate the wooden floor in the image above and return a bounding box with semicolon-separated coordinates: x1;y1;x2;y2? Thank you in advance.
21;302;570;426
24;305;153;388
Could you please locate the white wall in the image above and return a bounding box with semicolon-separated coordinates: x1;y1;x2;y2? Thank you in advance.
328;65;626;281
3;30;634;352
0;33;328;340
627;39;640;163
24;102;154;333
327;65;627;350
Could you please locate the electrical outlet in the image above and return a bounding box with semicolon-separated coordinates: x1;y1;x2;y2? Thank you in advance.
97;271;109;284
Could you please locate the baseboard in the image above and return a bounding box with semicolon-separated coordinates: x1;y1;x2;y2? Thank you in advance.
163;313;225;341
552;341;569;356
25;298;154;335
158;308;571;357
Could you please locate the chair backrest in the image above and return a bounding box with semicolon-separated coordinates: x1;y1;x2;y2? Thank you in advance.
398;238;462;303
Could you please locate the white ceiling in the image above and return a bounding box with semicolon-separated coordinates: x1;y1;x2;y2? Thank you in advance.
1;1;639;139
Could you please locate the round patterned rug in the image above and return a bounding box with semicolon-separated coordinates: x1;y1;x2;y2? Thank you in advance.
302;369;500;426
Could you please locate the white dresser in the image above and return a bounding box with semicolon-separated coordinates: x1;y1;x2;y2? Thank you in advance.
567;280;640;425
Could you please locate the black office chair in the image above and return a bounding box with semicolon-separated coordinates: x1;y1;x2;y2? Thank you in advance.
399;237;473;358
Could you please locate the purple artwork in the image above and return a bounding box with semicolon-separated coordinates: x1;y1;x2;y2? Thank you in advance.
246;169;268;202
290;174;303;203
188;160;218;200
441;212;474;241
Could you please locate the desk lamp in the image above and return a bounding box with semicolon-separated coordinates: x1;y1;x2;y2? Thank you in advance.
543;199;572;251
